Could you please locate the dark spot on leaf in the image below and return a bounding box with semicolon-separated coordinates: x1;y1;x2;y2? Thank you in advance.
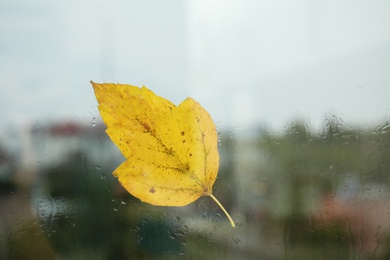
141;122;151;132
182;140;186;143
181;131;185;136
165;147;174;156
149;187;155;193
189;153;192;156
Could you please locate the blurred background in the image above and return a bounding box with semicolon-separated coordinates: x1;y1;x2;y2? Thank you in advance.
1;0;390;259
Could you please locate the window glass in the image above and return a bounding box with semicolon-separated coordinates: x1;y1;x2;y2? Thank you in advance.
1;1;390;259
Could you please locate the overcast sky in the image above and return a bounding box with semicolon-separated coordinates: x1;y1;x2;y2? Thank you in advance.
1;0;390;138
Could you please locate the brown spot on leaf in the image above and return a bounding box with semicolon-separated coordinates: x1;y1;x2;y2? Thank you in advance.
149;187;155;193
166;147;174;155
141;122;151;132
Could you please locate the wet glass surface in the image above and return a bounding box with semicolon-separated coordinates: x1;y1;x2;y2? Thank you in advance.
1;1;390;259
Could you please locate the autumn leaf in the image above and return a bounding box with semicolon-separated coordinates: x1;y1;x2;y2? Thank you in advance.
90;81;235;227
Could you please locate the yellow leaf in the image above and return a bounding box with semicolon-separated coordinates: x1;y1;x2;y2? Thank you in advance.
90;81;235;227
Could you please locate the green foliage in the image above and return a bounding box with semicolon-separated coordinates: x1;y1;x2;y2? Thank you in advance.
258;117;390;258
3;116;388;258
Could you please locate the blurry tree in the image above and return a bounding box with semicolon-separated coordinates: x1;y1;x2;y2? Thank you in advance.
214;131;237;211
40;150;136;258
258;116;390;258
0;138;55;259
261;117;366;215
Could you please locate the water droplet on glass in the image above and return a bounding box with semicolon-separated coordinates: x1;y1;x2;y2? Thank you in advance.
233;237;241;244
137;236;144;244
92;117;96;127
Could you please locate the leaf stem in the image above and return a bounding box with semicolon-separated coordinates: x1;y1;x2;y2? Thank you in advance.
208;193;235;228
